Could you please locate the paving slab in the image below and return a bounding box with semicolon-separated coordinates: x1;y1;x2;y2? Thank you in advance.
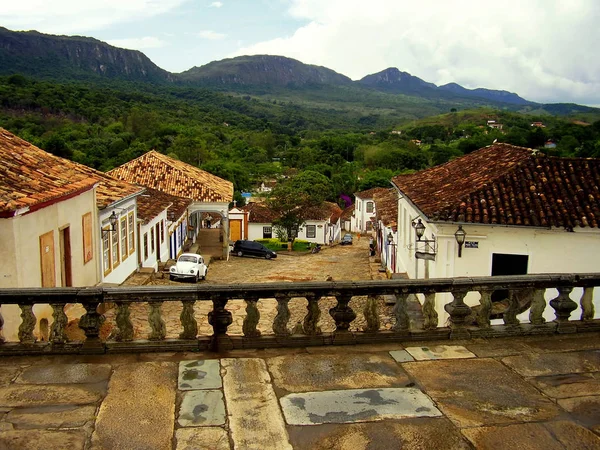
0;366;20;385
402;358;560;427
287;418;470;450
0;429;87;450
558;395;600;433
529;372;600;399
178;390;226;427
389;350;415;362
0;385;102;407
519;333;600;353
267;354;411;393
91;362;177;450
178;359;221;390
501;350;600;377
465;339;531;358
175;427;231;450
462;420;600;450
405;345;476;361
5;405;96;428
281;387;441;425
221;358;292;450
16;363;112;384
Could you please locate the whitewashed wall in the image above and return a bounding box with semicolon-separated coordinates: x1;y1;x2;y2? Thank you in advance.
140;210;169;271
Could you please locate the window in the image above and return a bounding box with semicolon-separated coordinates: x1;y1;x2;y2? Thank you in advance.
82;212;93;264
263;226;272;239
128;212;135;255
102;227;111;275
306;225;316;239
151;227;155;254
143;233;149;260
160;220;164;243
111;228;120;268
121;217;128;262
366;202;374;213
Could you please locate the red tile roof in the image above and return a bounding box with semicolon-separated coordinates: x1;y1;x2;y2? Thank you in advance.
303;201;343;222
242;202;280;223
108;150;233;203
354;187;390;200
392;143;600;228
373;188;398;227
340;204;355;221
137;187;192;225
0;128;142;215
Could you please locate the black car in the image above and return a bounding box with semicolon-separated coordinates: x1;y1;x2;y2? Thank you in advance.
232;240;277;259
340;233;353;245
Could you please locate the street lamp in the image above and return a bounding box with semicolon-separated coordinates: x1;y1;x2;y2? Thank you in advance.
101;211;119;237
454;225;466;257
412;219;436;259
414;219;426;240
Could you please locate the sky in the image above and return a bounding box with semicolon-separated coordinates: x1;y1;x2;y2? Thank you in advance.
1;0;599;106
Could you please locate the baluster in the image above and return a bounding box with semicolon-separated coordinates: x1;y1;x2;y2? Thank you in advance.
115;302;134;341
242;296;261;337
148;301;166;340
580;287;595;321
79;302;105;351
392;292;410;332
179;300;198;340
18;304;36;344
303;294;322;335
363;295;380;333
444;289;472;339
529;289;546;325
422;292;438;330
273;294;291;337
0;304;5;343
50;303;68;344
477;290;492;328
503;289;520;326
208;294;233;351
329;293;356;332
550;287;577;333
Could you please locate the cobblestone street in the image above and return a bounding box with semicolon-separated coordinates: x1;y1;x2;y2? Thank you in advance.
102;234;394;339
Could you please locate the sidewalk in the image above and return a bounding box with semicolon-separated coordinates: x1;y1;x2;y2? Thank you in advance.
0;332;599;449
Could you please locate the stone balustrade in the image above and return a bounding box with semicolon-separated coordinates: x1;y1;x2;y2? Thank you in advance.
0;273;598;354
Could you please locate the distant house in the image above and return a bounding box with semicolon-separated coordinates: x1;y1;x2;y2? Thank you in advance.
354;187;389;234
410;139;422;146
340;204;355;231
544;140;557;149
390;130;402;135
391;143;600;323
372;188;399;274
258;180;277;193
487;120;504;130
108;150;233;259
531;121;546;128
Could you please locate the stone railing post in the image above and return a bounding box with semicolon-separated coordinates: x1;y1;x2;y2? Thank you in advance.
18;304;36;344
392;292;410;332
50;303;68;344
550;287;577;333
148;301;166;340
179;300;198;340
477;290;492;328
529;289;547;326
503;289;520;327
273;294;291;337
363;295;380;333
303;294;322;335
329;293;356;332
242;296;261;338
79;302;105;353
0;305;4;343
208;293;233;351
444;289;472;339
580;287;595;321
422;292;438;330
115;302;134;342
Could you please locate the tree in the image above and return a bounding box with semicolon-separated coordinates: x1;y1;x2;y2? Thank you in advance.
267;171;332;245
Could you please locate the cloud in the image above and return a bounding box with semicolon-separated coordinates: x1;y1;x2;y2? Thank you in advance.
197;30;226;40
232;0;600;105
209;1;223;7
107;36;167;50
0;0;188;34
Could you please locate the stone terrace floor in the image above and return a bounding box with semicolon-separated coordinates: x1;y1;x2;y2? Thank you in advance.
0;331;599;449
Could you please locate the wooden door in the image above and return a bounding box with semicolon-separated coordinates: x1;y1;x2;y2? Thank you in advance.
60;227;72;287
40;231;56;287
230;219;242;241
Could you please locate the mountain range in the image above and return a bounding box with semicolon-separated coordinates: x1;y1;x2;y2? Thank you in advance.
0;26;596;116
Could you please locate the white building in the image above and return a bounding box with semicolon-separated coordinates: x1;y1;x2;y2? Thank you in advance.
372;188;399;274
353;187;389;234
391;143;600;323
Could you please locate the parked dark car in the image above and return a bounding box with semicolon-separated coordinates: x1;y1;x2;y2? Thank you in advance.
232;240;277;259
340;233;353;245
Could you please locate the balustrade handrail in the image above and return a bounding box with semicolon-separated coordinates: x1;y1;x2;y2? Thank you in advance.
0;273;599;354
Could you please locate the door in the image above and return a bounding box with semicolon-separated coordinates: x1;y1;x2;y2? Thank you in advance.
59;227;72;287
491;253;529;302
230;219;242;241
39;231;56;287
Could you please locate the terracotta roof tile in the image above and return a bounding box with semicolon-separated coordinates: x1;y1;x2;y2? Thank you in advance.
137;187;192;225
242;202;280;223
340;204;355;221
242;201;343;224
108;150;233;202
354;187;390;200
373;188;398;227
392;143;600;228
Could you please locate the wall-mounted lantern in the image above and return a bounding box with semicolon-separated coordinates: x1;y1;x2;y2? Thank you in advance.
454;225;466;257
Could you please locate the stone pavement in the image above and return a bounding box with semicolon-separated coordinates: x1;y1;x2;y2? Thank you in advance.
1;332;599;449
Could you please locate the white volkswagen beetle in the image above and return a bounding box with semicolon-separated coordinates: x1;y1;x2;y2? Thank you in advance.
169;253;208;282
